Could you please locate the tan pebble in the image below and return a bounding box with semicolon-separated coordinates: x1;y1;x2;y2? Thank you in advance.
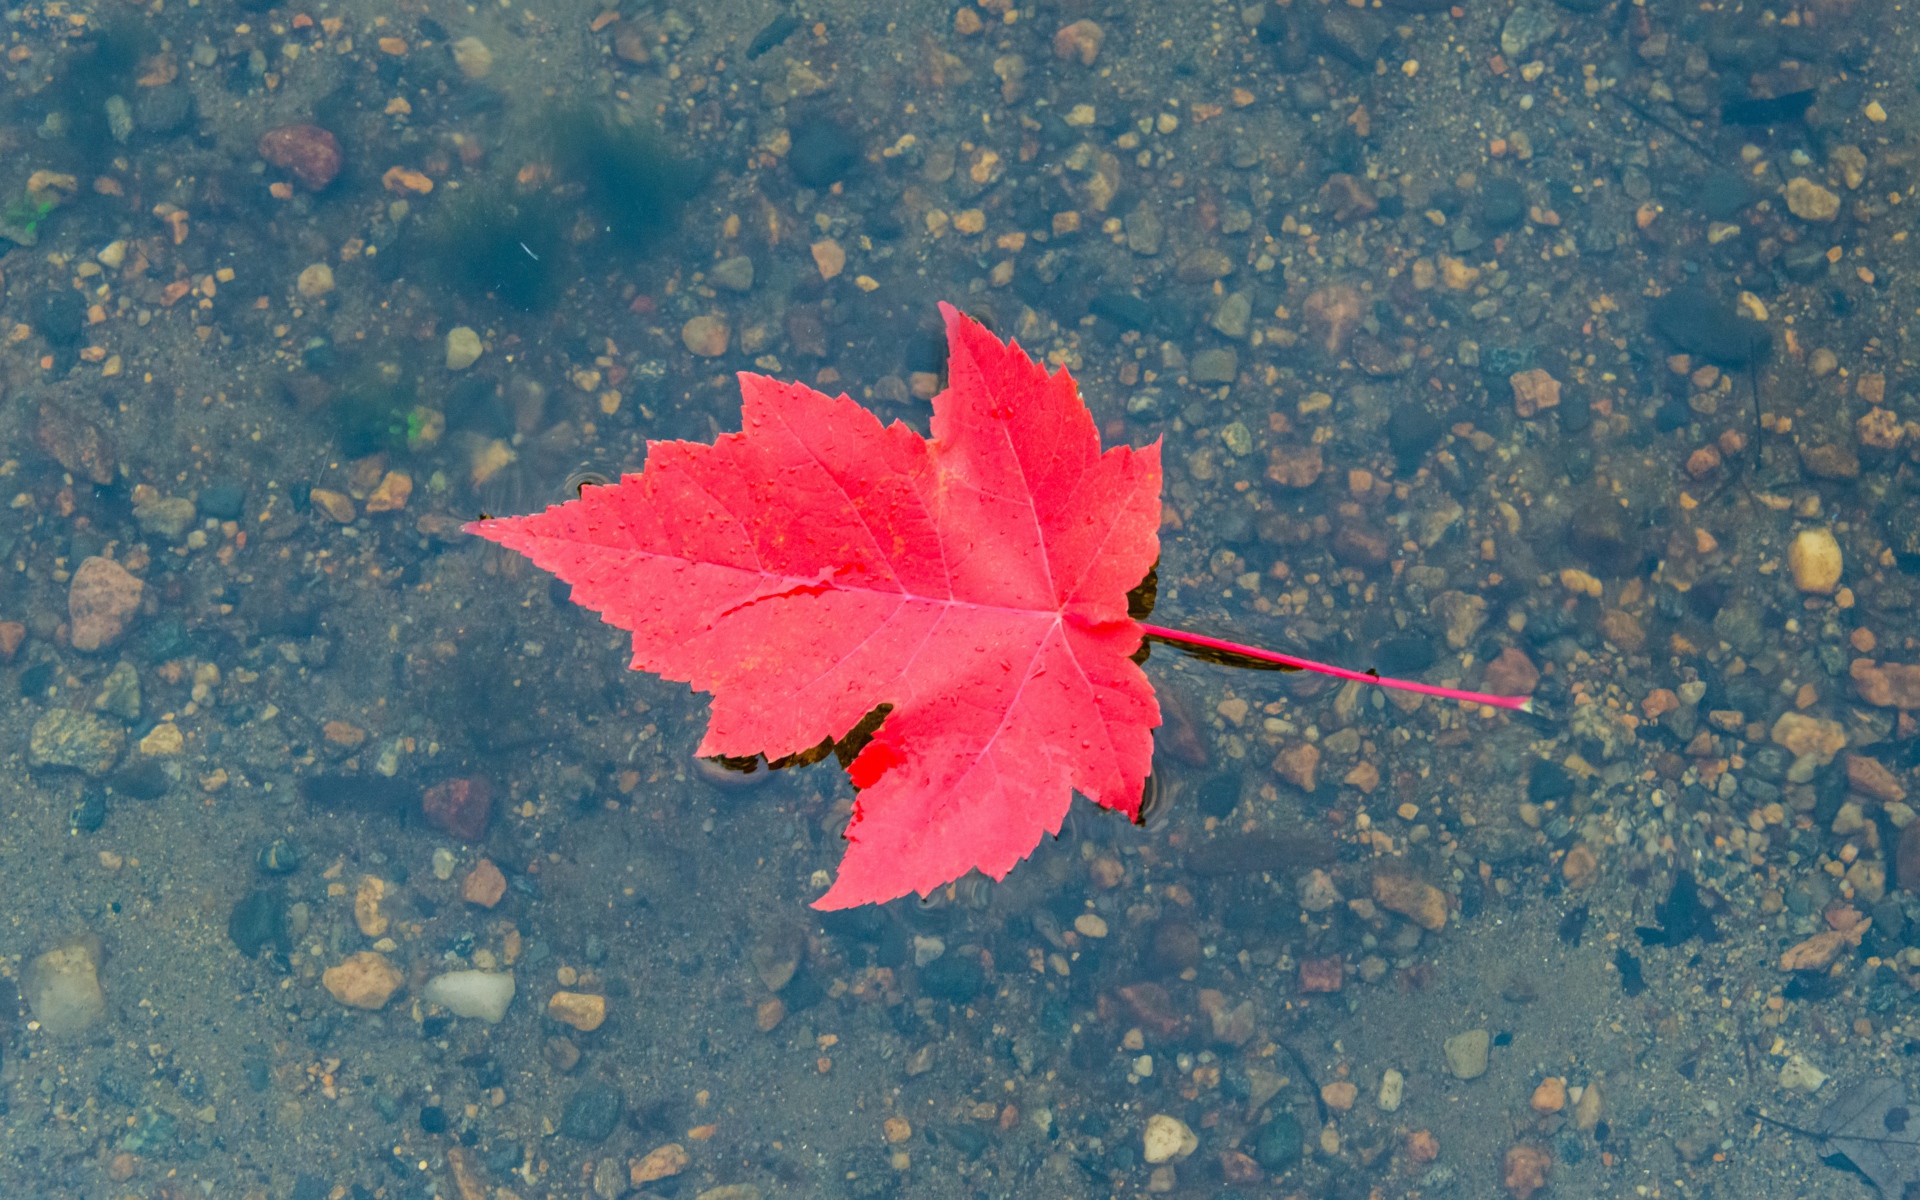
1073;913;1108;938
296;262;334;297
1141;1113;1197;1164
1788;527;1842;594
884;1116;912;1143
322;719;365;747
1786;176;1839;222
365;471;412;513
309;488;356;524
1509;368;1561;418
1088;857;1125;888
1373;871;1447;930
354;876;389;937
1052;19;1104;65
323;951;403;1009
139;721;183;756
811;239;846;280
1503;1143;1552;1199
547;990;607;1031
631;1142;689;1184
1530;1077;1567;1113
461;858;507;907
755;996;785;1031
1321;1081;1358;1111
451;36;493;79
681;314;729;357
1780;930;1846;971
953;7;983;35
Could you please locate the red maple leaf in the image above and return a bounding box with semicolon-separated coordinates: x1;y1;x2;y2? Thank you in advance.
469;303;1163;908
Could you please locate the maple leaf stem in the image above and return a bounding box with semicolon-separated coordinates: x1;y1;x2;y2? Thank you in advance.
1137;623;1535;714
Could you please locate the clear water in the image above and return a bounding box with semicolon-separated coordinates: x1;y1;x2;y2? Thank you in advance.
0;1;1905;1198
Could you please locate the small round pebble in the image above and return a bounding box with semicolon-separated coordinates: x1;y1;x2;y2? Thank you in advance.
1072;913;1108;938
1788;527;1842;594
446;326;483;370
682;315;730;357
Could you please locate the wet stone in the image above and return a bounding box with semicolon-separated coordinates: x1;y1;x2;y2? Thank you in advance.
1210;293;1251;339
1481;176;1527;231
229;890;289;957
24;933;106;1035
92;661;140;721
1124;205;1163;255
29;710;126;776
199;483;246;521
788;119;860;188
422;777;492;841
1255;1112;1303;1168
1319;7;1388;65
1651;288;1768;367
560;1085;624;1141
1175;248;1234;284
1444;1028;1491;1079
1500;5;1558;58
711;255;755;292
1189;348;1238;384
69;556;144;653
134;495;195;540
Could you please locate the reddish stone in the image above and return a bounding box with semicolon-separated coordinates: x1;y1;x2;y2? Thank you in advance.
422;777;492;841
1484;647;1539;696
1219;1150;1263;1185
1298;955;1344;993
1115;982;1187;1038
0;621;24;662
258;124;343;190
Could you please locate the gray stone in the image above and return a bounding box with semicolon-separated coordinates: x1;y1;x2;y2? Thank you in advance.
1210;293;1252;339
1500;5;1558;58
92;661;140;721
1124;205;1163;256
133;496;196;539
1175;247;1234;284
560;1085;623;1141
1189;348;1239;384
1319;8;1388;65
23;933;106;1035
711;255;755;292
29;710;126;776
1444;1028;1490;1079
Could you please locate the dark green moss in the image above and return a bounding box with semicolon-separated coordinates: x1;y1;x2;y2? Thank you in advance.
410;183;565;312
329;360;418;458
543;105;703;252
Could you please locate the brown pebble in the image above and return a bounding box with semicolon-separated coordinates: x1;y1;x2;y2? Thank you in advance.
547;990;607;1031
68;556;144;653
1273;741;1320;791
258;124;343;190
1503;1144;1552;1199
1561;843;1599;888
1298;956;1344;993
1052;19;1103;64
0;621;25;662
755;996;786;1031
322;951;403;1010
1373;871;1448;931
422;777;493;841
681;314;730;357
632;1142;690;1184
462;858;507;907
1484;647;1539;696
1530;1077;1567;1113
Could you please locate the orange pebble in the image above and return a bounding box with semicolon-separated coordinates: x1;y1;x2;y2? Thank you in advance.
1530;1077;1567;1113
